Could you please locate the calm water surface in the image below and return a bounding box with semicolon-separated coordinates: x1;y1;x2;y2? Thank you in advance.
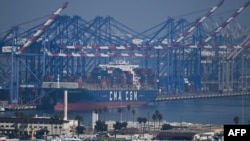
1;95;249;125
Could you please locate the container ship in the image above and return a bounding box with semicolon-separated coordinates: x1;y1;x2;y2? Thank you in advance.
41;60;158;111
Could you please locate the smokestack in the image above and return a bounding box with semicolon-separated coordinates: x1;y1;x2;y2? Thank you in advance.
64;90;68;120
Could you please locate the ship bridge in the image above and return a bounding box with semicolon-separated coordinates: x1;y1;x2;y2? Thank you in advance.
99;60;139;72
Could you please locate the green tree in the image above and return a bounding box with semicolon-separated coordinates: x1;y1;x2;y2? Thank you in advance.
76;126;85;135
117;107;123;121
137;117;143;129
94;109;99;114
158;113;163;128
103;107;108;121
155;110;160;117
138;117;147;137
142;117;147;129
131;109;136;127
98;108;102;117
74;115;84;135
113;121;128;131
153;110;163;130
75;115;83;127
152;114;157;130
126;105;131;121
95;120;107;132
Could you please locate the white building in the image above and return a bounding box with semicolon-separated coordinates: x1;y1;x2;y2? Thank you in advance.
0;116;78;137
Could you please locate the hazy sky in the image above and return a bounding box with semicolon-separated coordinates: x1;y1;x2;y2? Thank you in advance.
0;0;249;32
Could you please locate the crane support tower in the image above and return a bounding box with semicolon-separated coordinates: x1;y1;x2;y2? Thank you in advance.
9;2;68;105
0;1;249;108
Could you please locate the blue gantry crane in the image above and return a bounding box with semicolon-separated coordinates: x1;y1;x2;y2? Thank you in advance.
0;1;249;107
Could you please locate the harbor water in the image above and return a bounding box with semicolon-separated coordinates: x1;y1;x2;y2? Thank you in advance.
1;95;250;125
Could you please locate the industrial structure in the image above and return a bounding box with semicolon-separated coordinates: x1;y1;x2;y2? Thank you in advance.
0;0;250;108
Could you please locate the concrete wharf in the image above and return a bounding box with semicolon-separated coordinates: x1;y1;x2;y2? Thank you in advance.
155;92;250;101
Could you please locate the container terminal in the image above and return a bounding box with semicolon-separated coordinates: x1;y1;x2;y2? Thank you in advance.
0;1;250;140
0;0;250;112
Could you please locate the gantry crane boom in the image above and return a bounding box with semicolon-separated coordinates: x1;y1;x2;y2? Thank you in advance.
228;35;250;60
203;1;250;44
16;2;68;55
172;0;224;46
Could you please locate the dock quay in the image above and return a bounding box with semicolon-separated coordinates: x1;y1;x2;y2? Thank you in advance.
0;100;37;111
155;92;250;101
4;105;37;111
